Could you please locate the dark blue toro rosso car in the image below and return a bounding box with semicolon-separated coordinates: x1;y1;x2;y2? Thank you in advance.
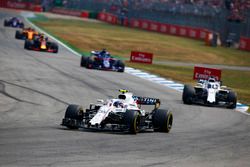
80;49;125;72
4;17;24;28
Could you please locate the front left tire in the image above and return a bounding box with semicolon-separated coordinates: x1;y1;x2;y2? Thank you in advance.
86;56;95;69
227;91;237;109
124;110;140;134
116;60;125;72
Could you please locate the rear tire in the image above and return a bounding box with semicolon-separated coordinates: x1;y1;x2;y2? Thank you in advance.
227;91;237;109
15;30;22;39
51;43;58;53
63;105;84;129
153;109;173;133
19;23;24;28
124;110;140;134
182;85;195;104
80;56;88;67
4;20;8;26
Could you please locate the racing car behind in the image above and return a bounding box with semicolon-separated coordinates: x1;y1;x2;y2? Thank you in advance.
80;49;125;72
62;90;173;134
4;17;24;28
182;66;237;109
24;34;58;53
15;27;39;40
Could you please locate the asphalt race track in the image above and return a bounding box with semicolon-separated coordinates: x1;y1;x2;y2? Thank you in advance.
0;10;249;167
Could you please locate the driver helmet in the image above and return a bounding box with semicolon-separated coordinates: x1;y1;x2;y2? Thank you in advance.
40;33;44;38
100;48;106;55
113;101;123;108
40;34;45;40
208;77;216;83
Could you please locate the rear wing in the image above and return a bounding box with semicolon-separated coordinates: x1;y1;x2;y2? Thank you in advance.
133;96;161;109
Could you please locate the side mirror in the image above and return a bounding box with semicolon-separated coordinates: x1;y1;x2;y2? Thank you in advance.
221;86;227;89
197;83;203;87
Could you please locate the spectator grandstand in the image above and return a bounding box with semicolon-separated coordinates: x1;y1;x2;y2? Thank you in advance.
5;0;250;47
51;0;250;46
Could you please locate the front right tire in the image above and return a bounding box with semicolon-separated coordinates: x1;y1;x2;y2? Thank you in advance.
86;56;95;69
63;105;84;129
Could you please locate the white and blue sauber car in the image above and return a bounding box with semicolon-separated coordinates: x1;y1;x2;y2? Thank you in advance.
62;90;173;134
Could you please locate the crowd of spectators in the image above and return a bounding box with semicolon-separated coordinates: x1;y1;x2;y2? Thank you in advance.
13;0;250;22
107;0;250;22
226;0;250;22
38;0;249;23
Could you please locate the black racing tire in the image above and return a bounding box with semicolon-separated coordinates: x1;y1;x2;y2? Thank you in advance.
25;40;34;50
152;109;173;133
19;23;24;28
4;20;8;26
24;40;33;50
86;56;95;69
117;60;125;72
182;84;195;104
15;30;22;39
51;43;58;53
227;91;237;109
80;56;88;67
123;110;140;134
64;105;84;129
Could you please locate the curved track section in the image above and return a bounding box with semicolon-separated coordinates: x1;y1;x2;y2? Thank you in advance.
0;10;249;167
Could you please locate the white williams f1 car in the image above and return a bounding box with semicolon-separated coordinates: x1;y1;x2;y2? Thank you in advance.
182;66;237;109
62;90;173;134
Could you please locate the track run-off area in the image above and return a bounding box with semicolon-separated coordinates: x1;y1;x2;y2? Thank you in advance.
0;9;250;167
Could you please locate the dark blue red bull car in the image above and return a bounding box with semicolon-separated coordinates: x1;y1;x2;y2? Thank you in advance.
80;49;125;72
4;17;24;28
24;35;58;53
